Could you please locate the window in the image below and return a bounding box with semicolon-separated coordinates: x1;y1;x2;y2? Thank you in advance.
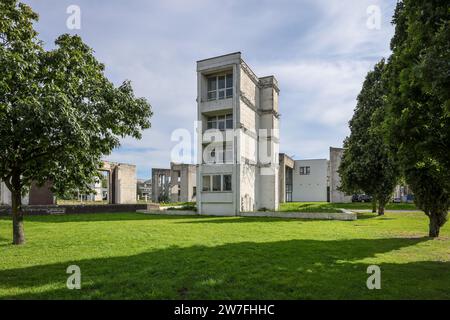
202;174;232;192
223;174;232;191
193;186;196;197
206;114;233;131
205;142;233;164
299;166;311;175
212;175;221;191
202;175;211;191
207;74;233;100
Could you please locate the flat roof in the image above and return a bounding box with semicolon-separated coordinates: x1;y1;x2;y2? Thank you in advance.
196;51;241;63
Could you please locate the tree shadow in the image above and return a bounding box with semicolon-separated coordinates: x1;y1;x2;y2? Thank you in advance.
1;237;446;300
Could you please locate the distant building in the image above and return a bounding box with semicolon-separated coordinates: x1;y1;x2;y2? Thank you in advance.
151;163;197;203
278;148;352;203
137;179;152;201
292;159;329;202
0;181;54;206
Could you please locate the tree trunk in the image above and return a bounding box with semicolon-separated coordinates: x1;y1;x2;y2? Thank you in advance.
428;211;445;238
377;198;386;216
11;189;25;245
372;200;377;213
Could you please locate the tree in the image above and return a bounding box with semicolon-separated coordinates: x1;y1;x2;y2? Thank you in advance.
384;0;449;237
339;59;398;215
0;1;152;244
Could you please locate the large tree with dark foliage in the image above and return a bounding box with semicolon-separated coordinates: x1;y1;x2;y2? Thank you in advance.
384;0;449;237
0;1;152;244
339;59;398;215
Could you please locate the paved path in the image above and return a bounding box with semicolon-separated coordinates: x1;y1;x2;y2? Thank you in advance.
352;209;422;213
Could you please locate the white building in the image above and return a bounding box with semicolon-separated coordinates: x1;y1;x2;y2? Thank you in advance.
196;52;280;215
292;159;329;202
329;147;352;203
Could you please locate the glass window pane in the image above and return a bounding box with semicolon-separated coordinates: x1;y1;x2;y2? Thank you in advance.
207;118;217;129
218;120;225;130
218;90;225;99
223;175;232;191
208;77;216;91
226;88;233;98
226;119;233;129
212;175;221;191
202;176;210;191
218;76;225;89
208;91;216;100
226;74;233;88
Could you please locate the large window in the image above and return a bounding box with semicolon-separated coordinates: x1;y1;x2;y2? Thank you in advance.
207;74;233;100
202;174;232;192
207;114;233;130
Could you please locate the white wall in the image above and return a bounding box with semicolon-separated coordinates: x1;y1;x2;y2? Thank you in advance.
292;159;328;202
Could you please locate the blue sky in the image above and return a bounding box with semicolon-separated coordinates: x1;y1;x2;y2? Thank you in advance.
24;0;396;179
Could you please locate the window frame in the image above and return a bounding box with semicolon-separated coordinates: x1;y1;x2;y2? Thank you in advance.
202;174;232;192
207;73;233;101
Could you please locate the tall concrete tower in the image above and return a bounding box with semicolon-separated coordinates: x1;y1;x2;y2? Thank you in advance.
196;52;280;215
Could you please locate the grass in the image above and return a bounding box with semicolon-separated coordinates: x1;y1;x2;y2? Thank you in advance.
160;201;196;207
0;211;449;299
279;201;418;212
279;202;342;213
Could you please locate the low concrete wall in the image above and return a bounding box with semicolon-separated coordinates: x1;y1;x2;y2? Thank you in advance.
137;209;197;216
136;208;357;220
241;209;356;221
0;204;147;216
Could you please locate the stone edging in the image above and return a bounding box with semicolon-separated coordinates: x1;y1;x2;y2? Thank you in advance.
137;208;357;221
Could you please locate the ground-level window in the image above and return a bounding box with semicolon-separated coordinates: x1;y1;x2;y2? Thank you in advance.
202;174;232;192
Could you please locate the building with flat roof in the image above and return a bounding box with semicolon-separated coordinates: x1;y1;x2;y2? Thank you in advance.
196;52;280;215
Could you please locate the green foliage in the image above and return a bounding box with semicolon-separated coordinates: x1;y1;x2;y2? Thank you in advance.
0;0;151;196
339;59;398;213
384;0;449;236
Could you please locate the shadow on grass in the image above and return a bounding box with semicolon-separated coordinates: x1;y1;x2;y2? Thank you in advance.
1;237;448;299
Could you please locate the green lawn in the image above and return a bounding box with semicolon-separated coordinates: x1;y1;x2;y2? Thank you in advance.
0;211;449;299
280;201;418;212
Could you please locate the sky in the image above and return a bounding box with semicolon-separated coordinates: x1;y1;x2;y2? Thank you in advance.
24;0;396;179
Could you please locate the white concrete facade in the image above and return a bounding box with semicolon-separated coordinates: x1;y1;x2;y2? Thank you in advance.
292;159;328;202
196;52;280;215
329;147;352;203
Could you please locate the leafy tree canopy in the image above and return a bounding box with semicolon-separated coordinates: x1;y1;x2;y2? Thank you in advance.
0;0;152;244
